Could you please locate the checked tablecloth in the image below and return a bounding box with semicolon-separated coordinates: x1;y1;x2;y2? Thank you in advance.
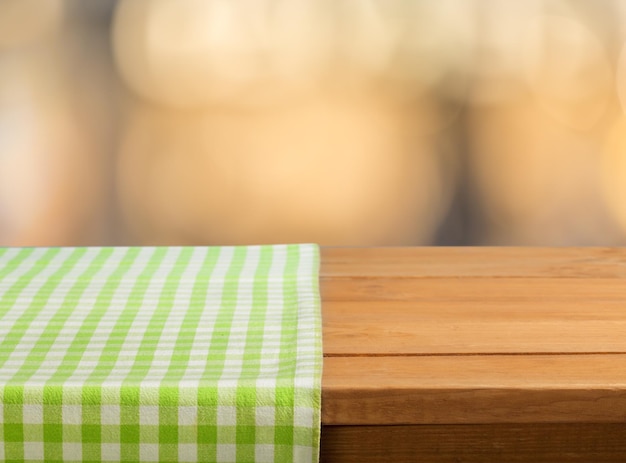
0;244;321;463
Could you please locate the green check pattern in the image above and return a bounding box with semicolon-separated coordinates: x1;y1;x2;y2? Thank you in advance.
0;244;321;463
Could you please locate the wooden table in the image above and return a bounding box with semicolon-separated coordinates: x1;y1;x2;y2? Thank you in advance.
319;248;626;462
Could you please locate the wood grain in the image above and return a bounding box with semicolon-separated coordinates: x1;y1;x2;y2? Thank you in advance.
321;247;626;278
320;424;626;463
321;277;626;302
323;317;626;355
321;258;626;355
319;248;626;458
322;355;626;424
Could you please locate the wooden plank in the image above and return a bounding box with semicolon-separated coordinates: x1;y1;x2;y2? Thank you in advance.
320;424;626;463
322;355;626;424
321;277;626;302
321;247;626;278
325;300;626;321
321;250;626;355
323;287;626;354
321;275;626;352
319;247;626;440
324;318;626;355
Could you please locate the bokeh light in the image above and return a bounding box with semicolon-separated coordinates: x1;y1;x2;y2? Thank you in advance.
2;0;626;246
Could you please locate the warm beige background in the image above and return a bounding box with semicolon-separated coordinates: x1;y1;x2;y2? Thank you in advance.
1;0;626;246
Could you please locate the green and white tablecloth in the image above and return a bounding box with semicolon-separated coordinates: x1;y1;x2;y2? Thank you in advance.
0;244;321;463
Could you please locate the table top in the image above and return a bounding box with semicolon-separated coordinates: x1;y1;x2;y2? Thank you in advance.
320;247;626;425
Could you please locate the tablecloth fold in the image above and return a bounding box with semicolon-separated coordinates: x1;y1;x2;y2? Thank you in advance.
0;244;321;463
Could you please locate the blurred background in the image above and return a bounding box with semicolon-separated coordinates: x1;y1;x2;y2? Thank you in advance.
2;0;626;247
